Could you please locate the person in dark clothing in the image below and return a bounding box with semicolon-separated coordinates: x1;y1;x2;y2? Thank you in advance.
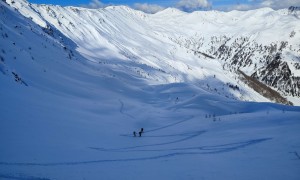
138;128;144;137
133;131;137;137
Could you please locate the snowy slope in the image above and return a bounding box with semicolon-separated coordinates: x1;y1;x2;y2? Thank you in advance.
5;0;300;105
1;1;300;180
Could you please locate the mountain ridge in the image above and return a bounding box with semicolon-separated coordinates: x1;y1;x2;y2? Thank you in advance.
4;0;300;105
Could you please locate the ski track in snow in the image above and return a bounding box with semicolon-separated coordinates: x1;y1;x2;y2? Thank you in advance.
90;130;206;152
140;115;195;133
0;173;51;180
0;138;271;167
119;115;195;137
121;131;202;137
290;151;300;160
90;138;272;153
118;99;135;119
0;113;272;167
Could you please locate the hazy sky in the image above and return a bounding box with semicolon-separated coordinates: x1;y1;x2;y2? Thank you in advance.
27;0;300;13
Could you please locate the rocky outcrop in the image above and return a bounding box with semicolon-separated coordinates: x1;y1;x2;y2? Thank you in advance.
171;35;300;99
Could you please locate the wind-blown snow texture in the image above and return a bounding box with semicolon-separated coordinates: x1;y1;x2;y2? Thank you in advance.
0;0;300;180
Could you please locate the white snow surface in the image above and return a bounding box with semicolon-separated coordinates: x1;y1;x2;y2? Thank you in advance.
5;0;300;105
1;1;300;180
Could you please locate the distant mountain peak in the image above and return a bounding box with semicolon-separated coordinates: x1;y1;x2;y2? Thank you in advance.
288;6;300;17
288;6;300;12
154;7;186;16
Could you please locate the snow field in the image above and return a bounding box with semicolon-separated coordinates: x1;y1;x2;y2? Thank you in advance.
1;1;300;179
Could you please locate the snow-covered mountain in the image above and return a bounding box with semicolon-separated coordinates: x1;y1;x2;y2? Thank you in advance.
1;1;300;179
4;0;300;105
288;6;300;17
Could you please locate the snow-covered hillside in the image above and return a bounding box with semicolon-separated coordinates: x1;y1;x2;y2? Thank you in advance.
5;0;300;105
1;0;300;179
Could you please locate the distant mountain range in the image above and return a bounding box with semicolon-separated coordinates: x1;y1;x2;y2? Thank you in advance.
2;0;300;105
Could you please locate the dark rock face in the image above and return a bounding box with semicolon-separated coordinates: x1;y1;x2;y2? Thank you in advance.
288;6;300;18
288;6;300;13
252;54;300;97
171;34;300;99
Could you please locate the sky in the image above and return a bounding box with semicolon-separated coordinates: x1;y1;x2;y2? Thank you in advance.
27;0;300;13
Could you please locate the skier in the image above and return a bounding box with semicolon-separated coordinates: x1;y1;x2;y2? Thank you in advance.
175;97;179;103
139;128;144;137
133;131;137;137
